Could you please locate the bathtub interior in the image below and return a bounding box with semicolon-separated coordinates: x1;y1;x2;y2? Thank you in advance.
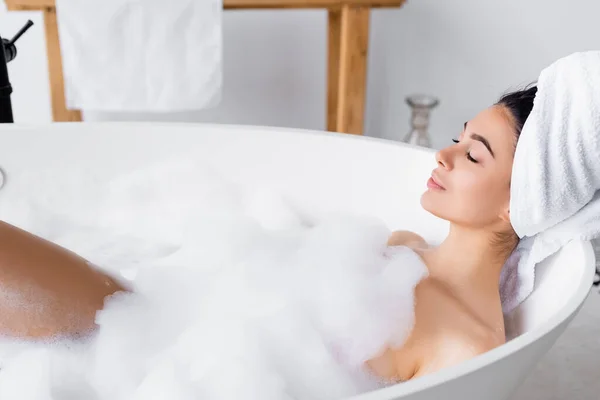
503;239;592;341
0;123;450;241
0;122;593;345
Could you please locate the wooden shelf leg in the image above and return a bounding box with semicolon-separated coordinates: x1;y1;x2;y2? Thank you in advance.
327;9;341;132
43;8;82;122
327;5;370;135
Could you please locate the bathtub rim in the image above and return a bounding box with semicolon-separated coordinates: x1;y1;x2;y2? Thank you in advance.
0;121;595;398
0;120;439;156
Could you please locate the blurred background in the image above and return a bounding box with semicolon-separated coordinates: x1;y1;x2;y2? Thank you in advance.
3;0;600;149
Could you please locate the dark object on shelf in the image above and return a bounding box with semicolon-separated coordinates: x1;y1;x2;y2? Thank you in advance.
0;20;34;123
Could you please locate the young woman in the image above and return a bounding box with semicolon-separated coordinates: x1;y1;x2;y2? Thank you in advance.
369;86;537;380
0;86;538;382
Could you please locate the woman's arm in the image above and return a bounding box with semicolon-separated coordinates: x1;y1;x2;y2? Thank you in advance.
387;231;427;248
363;231;430;381
0;221;127;339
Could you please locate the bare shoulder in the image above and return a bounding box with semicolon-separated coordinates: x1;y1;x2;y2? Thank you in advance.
410;279;505;378
413;323;503;379
387;230;428;248
367;277;504;382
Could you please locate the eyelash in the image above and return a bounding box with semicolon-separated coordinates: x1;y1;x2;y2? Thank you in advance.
452;139;478;163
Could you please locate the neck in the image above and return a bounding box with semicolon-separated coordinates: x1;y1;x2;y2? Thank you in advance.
421;224;516;293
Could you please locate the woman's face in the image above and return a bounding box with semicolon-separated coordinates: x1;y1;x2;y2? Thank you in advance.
420;105;517;230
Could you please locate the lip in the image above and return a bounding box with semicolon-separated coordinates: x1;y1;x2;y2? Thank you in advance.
427;172;446;190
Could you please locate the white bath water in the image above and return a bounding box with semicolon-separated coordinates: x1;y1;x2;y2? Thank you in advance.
0;159;428;400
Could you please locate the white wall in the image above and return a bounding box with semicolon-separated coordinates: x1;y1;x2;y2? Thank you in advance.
373;0;600;148
2;1;600;149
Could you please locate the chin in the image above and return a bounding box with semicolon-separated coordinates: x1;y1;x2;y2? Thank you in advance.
420;190;445;220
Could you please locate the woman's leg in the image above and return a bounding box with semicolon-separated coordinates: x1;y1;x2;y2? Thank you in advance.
0;221;127;339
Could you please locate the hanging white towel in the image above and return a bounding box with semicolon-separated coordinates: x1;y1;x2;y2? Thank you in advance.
55;0;222;112
500;51;600;313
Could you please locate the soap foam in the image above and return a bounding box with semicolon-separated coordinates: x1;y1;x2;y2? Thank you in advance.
0;159;428;400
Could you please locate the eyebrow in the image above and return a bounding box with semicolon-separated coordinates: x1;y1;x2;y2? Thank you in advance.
464;121;495;158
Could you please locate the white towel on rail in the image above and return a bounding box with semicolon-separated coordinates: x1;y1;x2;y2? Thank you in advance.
55;0;222;112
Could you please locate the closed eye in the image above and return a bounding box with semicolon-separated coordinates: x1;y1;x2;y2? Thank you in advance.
452;138;478;163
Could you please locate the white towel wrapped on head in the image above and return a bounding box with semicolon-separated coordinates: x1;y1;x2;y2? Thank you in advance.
500;51;600;314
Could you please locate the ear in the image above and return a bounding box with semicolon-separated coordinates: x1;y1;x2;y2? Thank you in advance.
499;206;510;224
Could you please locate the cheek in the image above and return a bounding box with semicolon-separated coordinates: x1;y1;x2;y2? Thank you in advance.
420;170;509;226
453;169;480;193
451;174;491;216
455;173;510;222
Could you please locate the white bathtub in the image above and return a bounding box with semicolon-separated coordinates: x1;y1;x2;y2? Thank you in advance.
0;122;594;400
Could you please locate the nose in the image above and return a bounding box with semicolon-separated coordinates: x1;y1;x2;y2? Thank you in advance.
435;147;453;170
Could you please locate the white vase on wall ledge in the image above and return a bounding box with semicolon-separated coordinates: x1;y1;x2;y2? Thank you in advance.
402;94;439;148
